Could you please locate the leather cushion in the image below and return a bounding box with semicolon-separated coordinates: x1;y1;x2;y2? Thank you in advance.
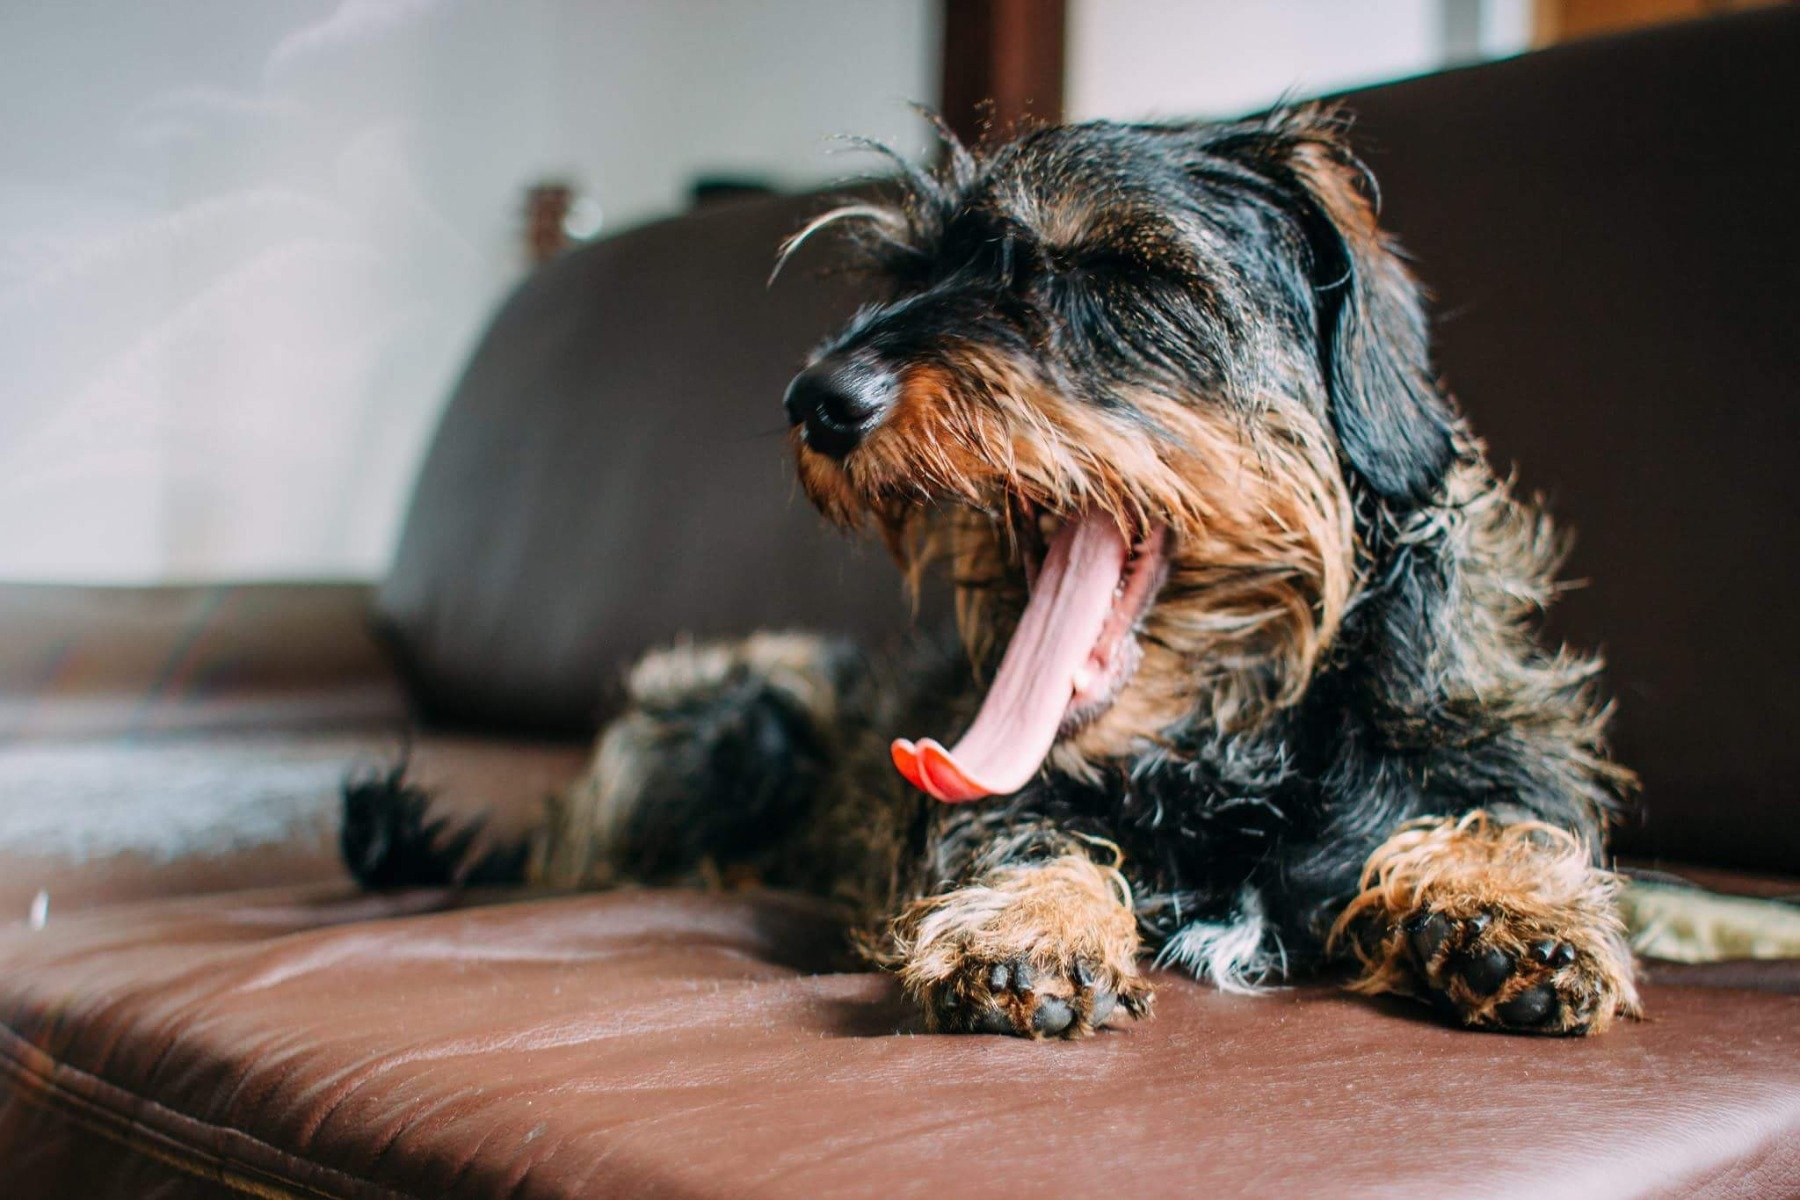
2;887;1796;1198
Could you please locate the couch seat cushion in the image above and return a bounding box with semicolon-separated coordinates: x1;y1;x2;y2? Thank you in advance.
1;887;1796;1199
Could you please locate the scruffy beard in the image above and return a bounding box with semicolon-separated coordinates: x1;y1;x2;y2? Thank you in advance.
795;347;1361;793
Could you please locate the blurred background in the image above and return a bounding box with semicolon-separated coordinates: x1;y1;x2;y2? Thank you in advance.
0;0;1755;586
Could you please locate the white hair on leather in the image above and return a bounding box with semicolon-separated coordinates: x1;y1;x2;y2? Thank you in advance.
1153;885;1285;994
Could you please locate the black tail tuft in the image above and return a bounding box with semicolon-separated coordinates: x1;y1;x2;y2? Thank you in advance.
341;764;530;889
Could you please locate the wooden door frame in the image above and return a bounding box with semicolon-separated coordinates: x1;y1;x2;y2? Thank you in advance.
939;0;1067;145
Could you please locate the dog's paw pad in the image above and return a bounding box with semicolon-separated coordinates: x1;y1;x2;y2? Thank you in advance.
930;952;1149;1040
1456;944;1515;996
1494;982;1559;1027
895;856;1150;1040
1399;905;1635;1035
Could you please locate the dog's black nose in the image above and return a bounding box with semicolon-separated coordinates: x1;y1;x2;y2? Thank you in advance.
783;358;895;458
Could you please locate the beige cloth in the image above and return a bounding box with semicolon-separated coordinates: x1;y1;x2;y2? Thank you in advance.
1623;881;1800;963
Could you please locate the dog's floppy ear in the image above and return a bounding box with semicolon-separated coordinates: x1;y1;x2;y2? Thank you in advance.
1210;111;1457;505
1292;135;1456;504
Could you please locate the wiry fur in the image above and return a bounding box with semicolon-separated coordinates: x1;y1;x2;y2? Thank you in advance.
344;105;1639;1039
890;851;1153;1036
1152;883;1283;994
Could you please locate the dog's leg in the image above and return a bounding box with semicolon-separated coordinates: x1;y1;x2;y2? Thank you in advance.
886;825;1152;1039
535;632;855;888
1331;811;1640;1035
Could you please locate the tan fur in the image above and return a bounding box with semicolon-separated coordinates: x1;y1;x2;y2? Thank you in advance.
1289;137;1403;281
889;853;1152;1038
1063;390;1355;764
1331;812;1641;1034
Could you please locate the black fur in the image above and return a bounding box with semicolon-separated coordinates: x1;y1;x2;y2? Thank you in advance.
581;642;849;883
342;765;528;889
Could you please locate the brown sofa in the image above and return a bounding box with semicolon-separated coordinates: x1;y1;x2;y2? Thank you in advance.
3;12;1796;1197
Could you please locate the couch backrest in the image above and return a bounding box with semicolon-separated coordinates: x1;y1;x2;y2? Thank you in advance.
1337;9;1796;871
376;193;903;735
380;9;1797;872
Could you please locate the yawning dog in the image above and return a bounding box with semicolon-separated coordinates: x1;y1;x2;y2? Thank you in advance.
345;105;1641;1039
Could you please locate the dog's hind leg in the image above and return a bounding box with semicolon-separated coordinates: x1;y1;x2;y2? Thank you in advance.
341;632;857;892
533;633;858;889
1330;811;1640;1035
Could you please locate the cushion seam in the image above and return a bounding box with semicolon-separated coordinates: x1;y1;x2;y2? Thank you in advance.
0;1018;419;1200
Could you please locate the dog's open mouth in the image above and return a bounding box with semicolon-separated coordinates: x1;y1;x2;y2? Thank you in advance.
892;507;1169;802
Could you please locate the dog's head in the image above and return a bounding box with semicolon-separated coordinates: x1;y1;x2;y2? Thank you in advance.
783;106;1458;800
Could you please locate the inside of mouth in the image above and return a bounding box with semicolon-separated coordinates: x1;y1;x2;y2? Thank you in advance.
892;507;1168;803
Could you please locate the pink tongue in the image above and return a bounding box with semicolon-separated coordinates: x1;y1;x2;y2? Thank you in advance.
892;509;1127;802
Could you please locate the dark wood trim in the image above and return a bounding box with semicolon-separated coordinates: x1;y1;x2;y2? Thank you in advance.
1533;0;1783;45
939;0;1067;145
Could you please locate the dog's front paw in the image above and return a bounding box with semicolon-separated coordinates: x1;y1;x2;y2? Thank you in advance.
892;855;1151;1038
1393;901;1638;1034
1336;812;1641;1036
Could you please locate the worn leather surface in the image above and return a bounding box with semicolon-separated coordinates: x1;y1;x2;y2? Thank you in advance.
0;886;1796;1200
0;582;409;741
1650;956;1800;996
1338;9;1800;872
0;581;589;915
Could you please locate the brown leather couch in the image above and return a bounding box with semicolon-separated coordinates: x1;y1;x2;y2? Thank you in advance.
2;12;1796;1197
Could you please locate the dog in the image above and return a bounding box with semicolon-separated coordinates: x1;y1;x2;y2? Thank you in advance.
344;104;1641;1039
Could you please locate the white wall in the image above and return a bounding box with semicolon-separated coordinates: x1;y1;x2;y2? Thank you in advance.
1068;0;1530;122
0;0;936;582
